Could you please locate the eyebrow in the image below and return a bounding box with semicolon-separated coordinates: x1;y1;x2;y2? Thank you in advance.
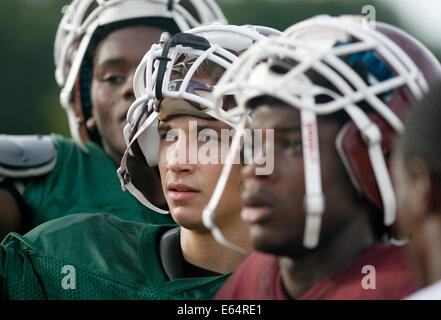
158;122;172;133
195;124;224;132
95;58;126;72
157;123;224;132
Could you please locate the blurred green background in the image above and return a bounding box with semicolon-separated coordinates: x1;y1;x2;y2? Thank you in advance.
1;0;439;137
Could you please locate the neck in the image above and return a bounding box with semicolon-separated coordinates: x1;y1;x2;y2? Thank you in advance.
279;212;377;299
180;223;251;275
104;144;122;167
414;215;441;287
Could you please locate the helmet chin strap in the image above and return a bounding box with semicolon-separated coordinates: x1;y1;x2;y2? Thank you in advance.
344;103;397;226
117;109;169;215
202;115;249;255
300;102;398;249
301;108;325;249
60;20;98;153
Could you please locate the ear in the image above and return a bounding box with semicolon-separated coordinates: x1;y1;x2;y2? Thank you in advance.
86;116;97;131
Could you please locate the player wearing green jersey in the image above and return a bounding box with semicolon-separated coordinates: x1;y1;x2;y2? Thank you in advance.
1;213;228;299
0;24;279;299
0;0;227;239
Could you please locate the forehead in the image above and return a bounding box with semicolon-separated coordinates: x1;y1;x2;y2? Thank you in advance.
250;103;300;129
94;25;165;64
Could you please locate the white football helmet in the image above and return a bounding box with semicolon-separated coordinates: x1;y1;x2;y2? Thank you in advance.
207;15;441;249
117;23;280;252
54;0;227;152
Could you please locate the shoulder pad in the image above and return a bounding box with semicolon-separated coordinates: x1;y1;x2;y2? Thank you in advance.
0;135;57;178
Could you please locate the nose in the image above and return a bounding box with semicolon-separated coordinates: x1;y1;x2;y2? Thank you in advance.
168;159;196;175
241;151;277;182
122;70;135;101
166;133;196;175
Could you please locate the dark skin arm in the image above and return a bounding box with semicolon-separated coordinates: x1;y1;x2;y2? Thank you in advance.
0;188;23;241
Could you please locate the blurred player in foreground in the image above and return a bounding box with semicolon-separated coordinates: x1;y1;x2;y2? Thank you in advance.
392;82;441;299
207;15;441;299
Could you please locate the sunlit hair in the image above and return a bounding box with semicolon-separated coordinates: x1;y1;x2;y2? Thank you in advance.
171;54;226;82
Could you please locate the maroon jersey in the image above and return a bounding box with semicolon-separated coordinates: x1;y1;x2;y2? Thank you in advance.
215;243;417;300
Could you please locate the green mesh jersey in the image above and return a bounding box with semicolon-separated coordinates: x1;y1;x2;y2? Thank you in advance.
22;134;173;226
0;213;229;299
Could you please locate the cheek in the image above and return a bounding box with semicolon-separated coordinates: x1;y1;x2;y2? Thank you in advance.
200;163;242;203
279;155;304;192
273;157;305;218
218;165;244;214
91;82;116;119
227;164;244;196
200;164;224;191
395;179;410;213
397;182;415;237
391;162;413;232
320;145;345;185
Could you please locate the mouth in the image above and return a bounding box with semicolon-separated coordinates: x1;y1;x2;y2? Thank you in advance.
167;183;200;201
241;192;274;224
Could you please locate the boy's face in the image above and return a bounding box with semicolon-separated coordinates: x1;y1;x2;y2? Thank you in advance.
157;115;243;232
391;145;440;286
391;146;414;239
90;25;165;161
242;103;360;256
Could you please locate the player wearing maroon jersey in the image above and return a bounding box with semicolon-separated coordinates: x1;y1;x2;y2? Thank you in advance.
204;15;441;299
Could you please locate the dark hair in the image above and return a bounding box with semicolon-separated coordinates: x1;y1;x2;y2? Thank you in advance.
401;81;441;180
170;54;227;83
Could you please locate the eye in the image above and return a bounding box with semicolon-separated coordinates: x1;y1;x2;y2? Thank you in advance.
198;128;220;143
159;130;178;142
199;132;219;142
283;139;302;155
102;74;125;85
166;132;179;142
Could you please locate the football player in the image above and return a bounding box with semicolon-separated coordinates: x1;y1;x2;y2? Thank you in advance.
0;0;227;239
209;15;441;299
0;24;280;299
392;82;441;299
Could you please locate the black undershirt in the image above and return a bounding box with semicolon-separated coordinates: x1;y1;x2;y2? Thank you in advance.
159;227;221;280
